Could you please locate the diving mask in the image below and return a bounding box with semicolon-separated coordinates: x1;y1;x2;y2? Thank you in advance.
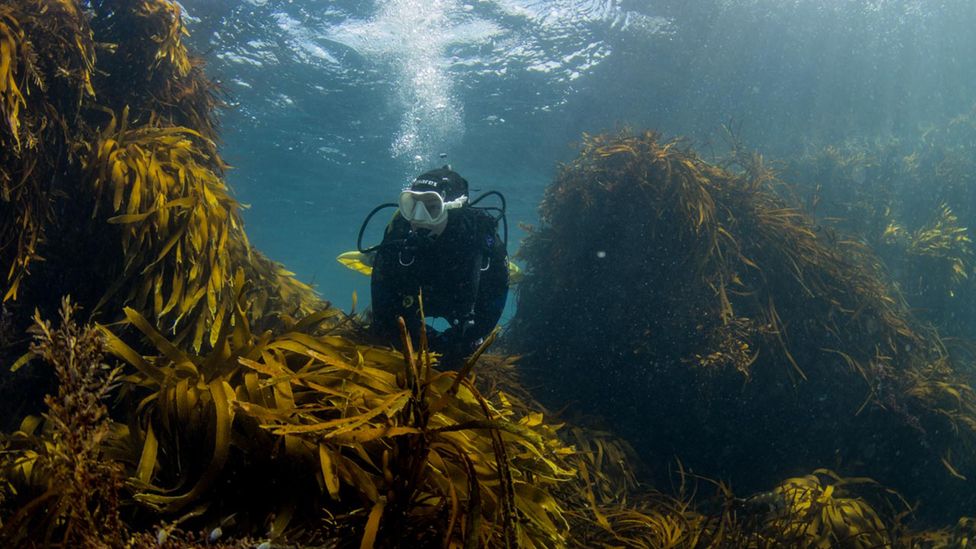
398;190;466;231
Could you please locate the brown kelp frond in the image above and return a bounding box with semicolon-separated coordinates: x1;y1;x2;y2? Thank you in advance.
572;498;713;549
0;297;125;547
244;251;324;330
470;353;540;409
686;315;762;378
87;109;241;351
555;462;935;549
0;0;97;303
784;113;976;340
881;203;973;299
726;469;911;548
904;360;976;481
0;0;95;150
85;111;324;350
747;469;898;548
559;131;724;244
0;0;320;434
101;292;576;546
897;516;976;548
90;0;222;142
0;9;28;150
720;120;781;194
521;129;928;393
5;0;607;545
906;204;972;286
564;426;641;506
533;130;924;388
135;0;191;77
561;457;733;549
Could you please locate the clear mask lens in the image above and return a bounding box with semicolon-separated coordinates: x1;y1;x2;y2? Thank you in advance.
399;191;445;223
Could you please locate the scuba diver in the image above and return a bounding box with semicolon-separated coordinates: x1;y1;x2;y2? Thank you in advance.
351;166;509;367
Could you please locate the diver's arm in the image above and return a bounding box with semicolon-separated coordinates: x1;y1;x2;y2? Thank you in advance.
369;216;420;345
450;218;509;349
470;239;509;343
443;208;485;322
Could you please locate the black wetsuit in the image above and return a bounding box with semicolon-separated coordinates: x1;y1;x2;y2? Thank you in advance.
370;207;508;364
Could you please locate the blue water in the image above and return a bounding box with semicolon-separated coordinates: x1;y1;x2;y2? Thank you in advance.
178;0;976;313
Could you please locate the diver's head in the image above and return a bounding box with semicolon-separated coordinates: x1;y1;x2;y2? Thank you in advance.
398;166;469;233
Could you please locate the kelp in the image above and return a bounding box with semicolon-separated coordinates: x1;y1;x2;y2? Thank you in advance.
0;0;622;546
0;0;96;303
89;281;577;546
82;107;320;351
898;517;976;548
0;0;322;357
88;0;221;142
742;470;897;548
0;298;125;547
87;110;241;351
512;129;976;520
783;110;976;337
881;200;972;305
889;203;972;286
1;288;682;547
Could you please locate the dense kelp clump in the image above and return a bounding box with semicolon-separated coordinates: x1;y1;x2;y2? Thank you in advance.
780;110;976;340
0;0;321;426
0;299;124;547
0;0;95;305
11;299;967;547
0;0;321;330
1;291;586;546
511;130;976;521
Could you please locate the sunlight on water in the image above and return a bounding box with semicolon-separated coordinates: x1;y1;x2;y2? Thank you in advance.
331;0;470;172
197;0;669;179
381;0;465;172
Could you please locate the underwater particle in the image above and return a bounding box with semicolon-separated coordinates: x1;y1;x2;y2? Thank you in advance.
596;250;606;259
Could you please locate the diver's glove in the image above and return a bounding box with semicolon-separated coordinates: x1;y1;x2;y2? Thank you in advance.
453;314;476;338
435;318;480;370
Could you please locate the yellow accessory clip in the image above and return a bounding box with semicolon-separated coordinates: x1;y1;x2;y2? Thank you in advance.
336;251;523;284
